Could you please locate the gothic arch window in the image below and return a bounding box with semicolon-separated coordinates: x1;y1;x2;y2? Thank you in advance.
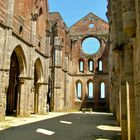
88;59;94;72
79;60;84;72
76;81;82;99
100;82;105;99
88;81;94;99
98;59;103;72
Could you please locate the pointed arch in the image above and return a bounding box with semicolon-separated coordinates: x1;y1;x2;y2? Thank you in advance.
34;58;43;114
100;82;105;99
13;45;27;76
87;80;94;99
6;45;27;116
76;80;83;99
98;59;103;72
34;58;43;83
79;59;84;72
88;58;94;72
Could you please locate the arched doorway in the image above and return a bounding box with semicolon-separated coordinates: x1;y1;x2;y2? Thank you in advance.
34;59;42;114
6;52;20;116
6;46;27;117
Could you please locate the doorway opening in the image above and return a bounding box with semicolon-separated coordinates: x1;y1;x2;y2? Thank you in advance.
6;52;20;116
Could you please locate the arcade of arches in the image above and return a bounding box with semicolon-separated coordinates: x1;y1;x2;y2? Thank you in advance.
0;0;139;139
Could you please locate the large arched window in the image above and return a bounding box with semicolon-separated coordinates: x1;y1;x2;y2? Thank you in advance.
100;82;105;99
98;60;103;72
76;81;82;99
88;82;93;99
79;60;84;72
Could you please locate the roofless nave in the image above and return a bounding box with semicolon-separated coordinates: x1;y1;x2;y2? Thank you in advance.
0;0;139;140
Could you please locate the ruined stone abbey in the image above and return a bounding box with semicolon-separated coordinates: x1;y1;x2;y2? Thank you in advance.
0;0;139;139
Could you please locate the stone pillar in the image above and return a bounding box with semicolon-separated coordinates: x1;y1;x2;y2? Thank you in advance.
6;0;14;28
135;83;140;140
18;77;31;117
120;48;128;140
0;69;10;120
125;45;135;140
63;55;69;109
113;50;121;124
37;82;48;114
109;0;119;118
0;0;15;118
122;0;136;37
31;21;37;46
94;81;99;110
46;29;51;57
0;17;14;120
135;1;140;139
18;77;26;117
53;37;63;111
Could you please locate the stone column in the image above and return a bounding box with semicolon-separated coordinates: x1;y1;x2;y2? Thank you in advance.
0;69;10;120
94;80;99;110
18;77;26;117
45;29;51;57
109;0;119;118
134;0;140;139
0;1;14;118
6;0;14;28
120;48;128;140
63;55;69;109
18;77;31;117
125;45;135;140
37;82;48;114
135;83;140;140
113;49;121;124
122;0;136;37
31;21;37;46
53;37;63;111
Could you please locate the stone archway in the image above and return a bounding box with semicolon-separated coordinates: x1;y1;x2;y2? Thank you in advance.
6;46;27;117
6;52;20;116
34;58;43;114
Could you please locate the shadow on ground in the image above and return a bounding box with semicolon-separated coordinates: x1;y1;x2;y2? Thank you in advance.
0;112;121;140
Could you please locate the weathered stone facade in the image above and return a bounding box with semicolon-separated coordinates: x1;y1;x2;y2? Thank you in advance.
1;0;140;139
68;13;109;111
0;0;50;120
107;0;140;139
0;0;109;127
48;12;110;112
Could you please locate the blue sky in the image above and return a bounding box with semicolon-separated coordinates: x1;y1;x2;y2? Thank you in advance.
48;0;108;28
